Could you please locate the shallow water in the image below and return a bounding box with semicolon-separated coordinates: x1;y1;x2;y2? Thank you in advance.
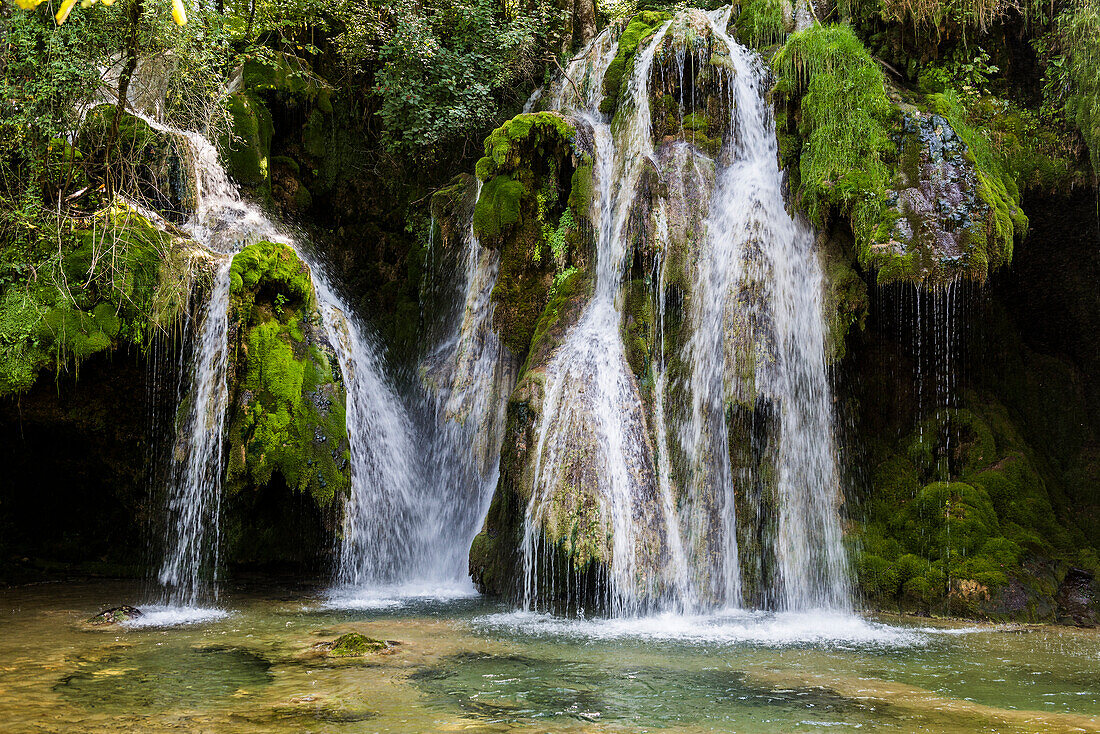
1;581;1098;733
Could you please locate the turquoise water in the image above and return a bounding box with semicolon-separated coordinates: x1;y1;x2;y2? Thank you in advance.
1;581;1097;733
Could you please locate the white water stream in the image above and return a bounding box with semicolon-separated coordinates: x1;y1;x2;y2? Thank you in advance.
520;8;850;615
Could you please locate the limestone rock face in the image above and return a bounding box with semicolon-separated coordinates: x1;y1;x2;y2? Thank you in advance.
872;111;1026;283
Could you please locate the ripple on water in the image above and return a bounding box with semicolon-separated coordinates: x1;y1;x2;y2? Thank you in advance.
322;581;481;611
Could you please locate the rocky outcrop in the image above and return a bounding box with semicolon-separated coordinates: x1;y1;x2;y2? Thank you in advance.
223;242;349;543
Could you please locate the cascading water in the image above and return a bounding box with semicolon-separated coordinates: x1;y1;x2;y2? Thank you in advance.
329;176;518;602
151;124;262;612
686;11;848;611
520;8;850;615
419;181;517;582
522;22;673;616
156;258;231;608
123;113;417;612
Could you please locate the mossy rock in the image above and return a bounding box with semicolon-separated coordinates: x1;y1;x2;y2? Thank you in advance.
470;112;591;363
0;201;195;397
326;633;388;657
221;91;273;191
601;11;673;115
225;242;350;509
242;52;333;113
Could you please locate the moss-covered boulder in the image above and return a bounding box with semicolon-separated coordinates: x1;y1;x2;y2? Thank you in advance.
222;91;273;190
601;11;673;115
645;9;741;157
224;242;350;514
854;400;1099;621
78;105;198;220
771;25;1037;286
325;632;388;657
222;51;333;207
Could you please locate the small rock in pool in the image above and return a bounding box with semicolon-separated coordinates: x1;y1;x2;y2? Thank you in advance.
323;633;390;657
86;606;143;625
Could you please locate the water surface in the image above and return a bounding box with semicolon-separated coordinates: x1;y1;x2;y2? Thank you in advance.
1;581;1098;733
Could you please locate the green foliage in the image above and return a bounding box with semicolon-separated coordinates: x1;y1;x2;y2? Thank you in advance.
773;24;896;240
732;0;790;49
227;242;349;507
1058;0;1100;175
369;0;554;159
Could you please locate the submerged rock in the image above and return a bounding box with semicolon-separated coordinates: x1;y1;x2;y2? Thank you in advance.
86;606;142;626
320;633;391;657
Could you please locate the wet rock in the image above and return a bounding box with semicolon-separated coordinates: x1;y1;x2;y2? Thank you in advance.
317;633;392;657
86;606;142;625
1055;568;1099;627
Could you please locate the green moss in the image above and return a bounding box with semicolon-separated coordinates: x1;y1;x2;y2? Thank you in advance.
927;92;1027;270
0;201;188;396
472;175;525;246
773;25;896;247
857;393;1093;616
567;163;594;217
226;242;349;508
476;112;577;182
242;51;333;113
602;11;673;115
222;91;273;190
472;112;584;362
733;0;790;49
820;234;868;362
524;269;591;373
327;632;387;656
622;277;655;377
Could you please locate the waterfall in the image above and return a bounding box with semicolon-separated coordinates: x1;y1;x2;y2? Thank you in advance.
321;275;420;589
328;178;518;601
521;8;851;615
419;180;517;580
157;258;231;607
522;21;673;616
124;112;417;610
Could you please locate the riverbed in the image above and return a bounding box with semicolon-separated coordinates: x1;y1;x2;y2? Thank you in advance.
1;580;1098;733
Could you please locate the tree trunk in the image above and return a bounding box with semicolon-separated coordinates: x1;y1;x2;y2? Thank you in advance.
105;0;143;166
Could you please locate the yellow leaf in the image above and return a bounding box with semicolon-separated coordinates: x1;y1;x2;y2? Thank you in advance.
14;0;45;9
55;0;79;24
171;0;187;24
